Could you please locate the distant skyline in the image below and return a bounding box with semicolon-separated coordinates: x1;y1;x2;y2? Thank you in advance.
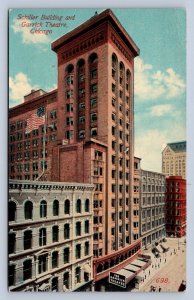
9;8;186;172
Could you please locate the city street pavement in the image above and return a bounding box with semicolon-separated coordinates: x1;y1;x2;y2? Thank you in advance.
133;237;186;292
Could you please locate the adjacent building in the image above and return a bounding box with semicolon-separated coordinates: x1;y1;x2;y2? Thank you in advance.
8;180;94;292
9;9;142;285
162;141;186;179
165;176;186;238
140;170;166;249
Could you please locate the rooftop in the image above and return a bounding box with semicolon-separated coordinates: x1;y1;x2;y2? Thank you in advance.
51;9;139;56
167;141;186;152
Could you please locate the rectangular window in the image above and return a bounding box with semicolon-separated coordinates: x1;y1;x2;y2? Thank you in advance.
66;130;73;140
91;69;97;79
79;116;85;124
66;103;73;112
91;84;97;94
91;98;97;107
91;113;97;122
66;117;73;126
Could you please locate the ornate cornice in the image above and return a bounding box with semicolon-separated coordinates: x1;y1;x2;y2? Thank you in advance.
59;30;105;64
9;180;94;192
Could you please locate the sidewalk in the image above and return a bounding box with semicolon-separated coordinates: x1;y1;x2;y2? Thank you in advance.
133;237;186;292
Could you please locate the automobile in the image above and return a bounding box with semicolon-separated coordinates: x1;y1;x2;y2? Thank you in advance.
178;280;186;292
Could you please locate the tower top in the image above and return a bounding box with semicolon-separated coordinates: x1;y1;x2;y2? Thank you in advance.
51;9;139;57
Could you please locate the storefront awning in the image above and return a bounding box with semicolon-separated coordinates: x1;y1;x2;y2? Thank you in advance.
124;264;140;272
130;259;147;267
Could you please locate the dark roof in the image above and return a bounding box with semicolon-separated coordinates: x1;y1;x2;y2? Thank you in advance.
51;9;139;56
167;141;186;152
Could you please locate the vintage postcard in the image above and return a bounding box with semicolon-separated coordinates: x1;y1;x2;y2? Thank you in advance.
8;8;186;292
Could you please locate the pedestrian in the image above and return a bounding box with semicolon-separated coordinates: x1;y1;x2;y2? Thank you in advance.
149;270;150;276
155;264;157;269
165;258;166;263
159;286;161;292
145;274;146;279
160;258;161;263
158;263;160;268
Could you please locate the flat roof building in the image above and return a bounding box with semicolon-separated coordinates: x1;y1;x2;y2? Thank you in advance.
162;141;186;179
8;180;94;292
9;9;141;284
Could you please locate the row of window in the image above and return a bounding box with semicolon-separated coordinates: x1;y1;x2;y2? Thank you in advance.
10;161;48;173
9;198;90;222
142;218;165;232
9;221;90;254
9;250;89;287
142;208;165;218
9;111;57;133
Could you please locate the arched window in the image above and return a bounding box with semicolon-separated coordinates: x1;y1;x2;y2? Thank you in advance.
53;199;59;216
85;241;89;256
52;251;58;269
76;221;81;236
119;61;125;87
76;199;81;213
51;277;58;292
39;228;47;246
38;253;48;274
24;230;32;250
75;267;81;283
126;69;131;91
63;272;69;289
24;201;33;220
64;223;70;239
63;248;70;264
52;225;59;243
8;264;15;286
89;53;98;64
23;259;32;280
64;199;70;214
8;232;16;254
85;199;90;212
85;220;89;234
112;53;118;69
9;201;16;221
66;64;74;74
75;244;81;259
40;200;47;218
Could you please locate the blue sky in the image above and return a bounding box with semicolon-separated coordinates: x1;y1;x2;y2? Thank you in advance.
9;8;186;172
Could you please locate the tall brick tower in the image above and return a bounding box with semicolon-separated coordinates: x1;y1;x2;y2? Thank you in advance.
9;9;141;284
51;9;140;281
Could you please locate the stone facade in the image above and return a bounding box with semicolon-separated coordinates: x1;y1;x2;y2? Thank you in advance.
162;141;186;179
140;170;166;249
8;180;94;292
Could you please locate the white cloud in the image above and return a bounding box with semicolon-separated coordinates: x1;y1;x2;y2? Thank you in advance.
135;126;186;172
12;18;50;44
134;58;185;100
150;104;175;117
9;72;38;106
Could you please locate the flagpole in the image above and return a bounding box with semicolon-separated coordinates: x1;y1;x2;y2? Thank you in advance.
43;108;47;175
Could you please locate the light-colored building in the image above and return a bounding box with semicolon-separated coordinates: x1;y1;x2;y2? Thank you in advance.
140;170;166;249
8;180;94;292
162;141;186;179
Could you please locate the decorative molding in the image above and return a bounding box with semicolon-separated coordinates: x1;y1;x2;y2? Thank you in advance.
111;33;132;63
60;31;105;64
9;180;94;193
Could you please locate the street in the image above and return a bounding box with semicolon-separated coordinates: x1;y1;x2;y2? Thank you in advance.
134;237;186;292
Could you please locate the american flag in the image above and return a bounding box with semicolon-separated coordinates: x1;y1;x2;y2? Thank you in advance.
26;107;45;133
